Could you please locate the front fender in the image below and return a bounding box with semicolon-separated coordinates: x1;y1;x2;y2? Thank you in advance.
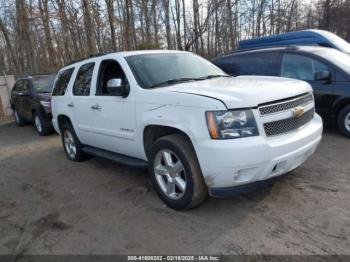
136;104;210;159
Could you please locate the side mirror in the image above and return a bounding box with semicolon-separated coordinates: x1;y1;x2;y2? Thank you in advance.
315;71;331;83
106;78;129;98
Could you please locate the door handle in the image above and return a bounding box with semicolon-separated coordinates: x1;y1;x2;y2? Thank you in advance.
67;102;74;107
91;104;102;110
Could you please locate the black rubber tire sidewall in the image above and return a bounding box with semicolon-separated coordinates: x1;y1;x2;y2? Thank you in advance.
337;105;350;138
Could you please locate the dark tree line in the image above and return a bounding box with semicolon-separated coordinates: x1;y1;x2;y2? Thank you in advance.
0;0;350;75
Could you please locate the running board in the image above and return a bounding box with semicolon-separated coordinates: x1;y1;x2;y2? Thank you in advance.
82;146;148;168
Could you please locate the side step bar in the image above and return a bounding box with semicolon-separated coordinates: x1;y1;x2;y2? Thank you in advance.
82;146;148;168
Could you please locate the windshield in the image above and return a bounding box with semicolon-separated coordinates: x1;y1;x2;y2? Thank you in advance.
323;31;350;54
32;74;56;93
125;52;227;89
314;48;350;75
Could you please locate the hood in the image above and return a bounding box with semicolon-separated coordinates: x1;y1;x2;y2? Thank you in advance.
161;76;312;109
36;92;51;101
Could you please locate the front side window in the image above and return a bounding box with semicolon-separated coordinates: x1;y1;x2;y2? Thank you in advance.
126;52;226;89
97;59;128;96
73;63;95;96
52;68;74;96
281;53;329;81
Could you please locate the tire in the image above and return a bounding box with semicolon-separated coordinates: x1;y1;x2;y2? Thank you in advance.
33;112;53;136
60;122;87;162
337;105;350;138
148;134;208;210
14;109;26;126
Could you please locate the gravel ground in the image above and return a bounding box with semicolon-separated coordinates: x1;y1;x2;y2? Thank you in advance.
0;124;349;255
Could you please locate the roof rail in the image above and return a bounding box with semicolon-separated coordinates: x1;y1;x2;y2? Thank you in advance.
64;52;111;67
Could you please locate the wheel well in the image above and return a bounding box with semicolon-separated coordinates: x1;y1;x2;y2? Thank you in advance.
143;125;192;157
57;115;72;132
335;100;350;116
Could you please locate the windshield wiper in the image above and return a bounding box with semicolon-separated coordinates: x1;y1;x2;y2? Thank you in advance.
148;75;231;89
200;74;231;79
148;78;201;89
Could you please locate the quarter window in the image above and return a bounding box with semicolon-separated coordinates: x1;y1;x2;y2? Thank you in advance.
281;54;329;81
73;63;95;96
52;68;74;96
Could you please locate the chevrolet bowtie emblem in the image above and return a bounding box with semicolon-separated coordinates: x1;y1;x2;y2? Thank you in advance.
292;106;305;118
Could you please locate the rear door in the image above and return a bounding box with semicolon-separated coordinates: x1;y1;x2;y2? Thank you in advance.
68;62;96;143
11;80;23;111
279;52;336;119
13;79;32;120
21;79;33;120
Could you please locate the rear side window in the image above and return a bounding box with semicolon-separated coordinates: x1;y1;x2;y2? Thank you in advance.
214;52;279;76
13;80;24;93
73;63;95;96
52;68;74;96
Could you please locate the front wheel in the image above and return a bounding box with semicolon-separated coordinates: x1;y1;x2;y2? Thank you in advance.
148;134;208;210
337;105;350;138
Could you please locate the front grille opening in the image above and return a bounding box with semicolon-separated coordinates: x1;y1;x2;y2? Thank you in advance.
264;109;314;136
259;93;313;116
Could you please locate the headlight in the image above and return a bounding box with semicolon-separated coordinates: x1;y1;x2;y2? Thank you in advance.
206;109;259;139
40;101;51;109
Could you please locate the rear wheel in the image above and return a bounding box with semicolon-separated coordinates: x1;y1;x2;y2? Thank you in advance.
60;122;87;161
148;134;208;210
337;105;350;138
14;109;25;126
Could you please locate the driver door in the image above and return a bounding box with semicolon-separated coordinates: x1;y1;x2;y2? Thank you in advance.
89;58;137;157
280;52;336;118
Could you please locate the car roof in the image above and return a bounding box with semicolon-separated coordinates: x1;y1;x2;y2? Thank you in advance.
62;49;188;69
16;74;55;81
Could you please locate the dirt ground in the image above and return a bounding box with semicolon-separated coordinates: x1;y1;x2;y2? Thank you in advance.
0;124;349;255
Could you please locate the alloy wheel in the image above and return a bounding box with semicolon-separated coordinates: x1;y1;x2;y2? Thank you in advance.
63;130;77;159
345;112;350;132
34;115;42;133
14;110;19;124
154;149;187;200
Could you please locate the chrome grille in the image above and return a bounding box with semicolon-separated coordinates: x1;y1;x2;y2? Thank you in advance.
264;109;314;136
259;93;313;116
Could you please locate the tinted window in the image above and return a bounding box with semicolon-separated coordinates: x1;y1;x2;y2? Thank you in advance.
313;48;350;75
214;52;279;76
73;63;95;96
32;74;56;93
97;60;127;96
52;68;74;96
13;80;24;92
281;53;329;81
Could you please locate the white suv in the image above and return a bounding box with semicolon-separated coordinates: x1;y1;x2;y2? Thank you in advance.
51;50;323;210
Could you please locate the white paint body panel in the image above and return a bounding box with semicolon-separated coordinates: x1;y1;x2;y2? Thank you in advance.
51;50;323;192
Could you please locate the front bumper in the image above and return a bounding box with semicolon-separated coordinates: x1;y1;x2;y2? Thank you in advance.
194;114;323;197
